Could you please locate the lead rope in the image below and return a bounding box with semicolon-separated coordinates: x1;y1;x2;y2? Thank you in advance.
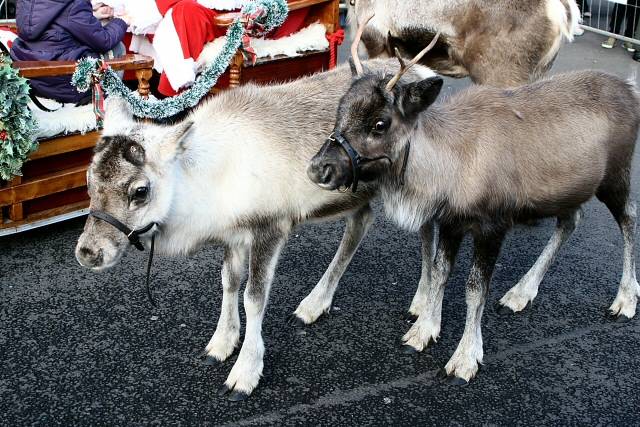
145;234;157;307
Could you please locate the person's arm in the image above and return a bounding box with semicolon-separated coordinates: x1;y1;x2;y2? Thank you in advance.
65;2;128;53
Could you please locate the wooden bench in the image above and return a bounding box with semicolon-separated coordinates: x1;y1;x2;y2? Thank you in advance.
0;54;154;236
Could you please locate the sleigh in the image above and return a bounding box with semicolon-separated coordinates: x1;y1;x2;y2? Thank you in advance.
0;53;154;236
0;0;340;235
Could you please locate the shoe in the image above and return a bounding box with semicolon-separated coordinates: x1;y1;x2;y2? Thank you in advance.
574;27;585;36
583;11;591;18
602;37;616;48
633;51;640;62
623;41;636;52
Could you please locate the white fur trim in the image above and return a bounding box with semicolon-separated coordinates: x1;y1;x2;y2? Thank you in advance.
197;0;245;10
197;22;329;70
0;29;17;48
153;9;197;91
30;100;96;140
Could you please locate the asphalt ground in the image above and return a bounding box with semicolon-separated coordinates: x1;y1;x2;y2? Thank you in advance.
2;31;640;425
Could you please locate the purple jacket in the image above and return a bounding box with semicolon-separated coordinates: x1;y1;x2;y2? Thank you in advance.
10;0;127;103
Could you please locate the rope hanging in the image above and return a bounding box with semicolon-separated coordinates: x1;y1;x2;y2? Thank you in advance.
71;0;288;120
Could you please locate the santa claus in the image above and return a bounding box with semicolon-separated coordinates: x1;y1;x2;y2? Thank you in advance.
109;0;309;96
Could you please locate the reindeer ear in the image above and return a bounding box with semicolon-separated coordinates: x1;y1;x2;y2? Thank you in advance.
399;76;443;118
158;120;195;161
102;97;135;136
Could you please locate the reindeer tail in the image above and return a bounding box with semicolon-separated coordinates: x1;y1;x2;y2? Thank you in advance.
551;0;582;42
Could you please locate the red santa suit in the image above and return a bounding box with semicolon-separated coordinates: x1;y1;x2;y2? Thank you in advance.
150;0;309;96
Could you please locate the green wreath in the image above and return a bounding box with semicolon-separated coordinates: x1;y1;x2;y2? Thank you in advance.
0;55;38;181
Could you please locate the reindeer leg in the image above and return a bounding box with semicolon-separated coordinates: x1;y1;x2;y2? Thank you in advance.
218;225;288;400
607;200;640;320
444;228;505;385
201;245;247;365
406;221;439;320
291;204;374;325
402;225;462;352
497;210;582;314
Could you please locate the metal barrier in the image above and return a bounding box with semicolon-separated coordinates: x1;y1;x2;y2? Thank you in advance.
580;0;640;45
0;0;16;25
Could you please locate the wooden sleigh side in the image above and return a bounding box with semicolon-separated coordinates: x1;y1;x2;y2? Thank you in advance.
0;55;154;236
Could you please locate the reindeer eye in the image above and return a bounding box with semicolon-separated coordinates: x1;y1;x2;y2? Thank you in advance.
133;186;149;201
373;119;388;133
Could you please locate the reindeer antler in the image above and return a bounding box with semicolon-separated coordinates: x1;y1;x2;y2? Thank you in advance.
351;12;375;76
385;32;441;91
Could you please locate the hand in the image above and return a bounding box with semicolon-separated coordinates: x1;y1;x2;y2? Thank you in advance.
116;13;133;26
92;2;106;11
93;5;114;20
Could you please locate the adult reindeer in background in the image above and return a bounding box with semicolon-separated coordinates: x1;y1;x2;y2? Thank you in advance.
348;0;581;86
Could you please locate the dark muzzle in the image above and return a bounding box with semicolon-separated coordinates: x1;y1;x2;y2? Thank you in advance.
324;131;409;192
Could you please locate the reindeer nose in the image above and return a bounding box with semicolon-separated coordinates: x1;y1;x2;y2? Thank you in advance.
77;246;104;268
307;158;335;185
319;163;334;184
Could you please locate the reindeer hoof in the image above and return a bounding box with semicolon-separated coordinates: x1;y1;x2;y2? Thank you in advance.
446;376;469;386
401;344;419;354
402;312;419;323
217;384;232;396
286;313;308;328
437;369;469;386
616;314;632;323
203;355;221;366
228;390;250;402
437;368;448;381
494;302;514;316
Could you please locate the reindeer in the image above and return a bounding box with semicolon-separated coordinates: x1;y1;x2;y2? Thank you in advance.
308;39;640;383
74;59;440;399
348;0;581;87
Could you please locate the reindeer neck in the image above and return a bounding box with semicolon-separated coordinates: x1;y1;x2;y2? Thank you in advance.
379;107;467;231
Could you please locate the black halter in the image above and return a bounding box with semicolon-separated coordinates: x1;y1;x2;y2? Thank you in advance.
90;210;158;306
327;131;411;192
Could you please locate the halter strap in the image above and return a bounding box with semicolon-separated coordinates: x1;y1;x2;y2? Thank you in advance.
90;210;155;251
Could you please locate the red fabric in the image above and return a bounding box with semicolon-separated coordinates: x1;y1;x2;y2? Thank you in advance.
326;28;345;69
156;2;312;96
158;1;223;95
0;26;17;49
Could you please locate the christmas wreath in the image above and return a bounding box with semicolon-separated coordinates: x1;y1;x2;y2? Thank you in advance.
0;55;38;181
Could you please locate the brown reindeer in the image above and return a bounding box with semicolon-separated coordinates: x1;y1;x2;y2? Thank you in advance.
308;35;640;384
349;0;580;86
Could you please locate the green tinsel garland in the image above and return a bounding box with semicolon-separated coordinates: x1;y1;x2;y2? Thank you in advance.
71;0;288;119
0;55;39;181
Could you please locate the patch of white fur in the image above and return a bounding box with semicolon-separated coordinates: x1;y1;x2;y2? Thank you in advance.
412;64;437;80
540;0;580;72
203;322;239;361
444;329;483;381
31;101;96;139
445;280;485;381
197;23;329;70
609;281;640;318
294;289;333;324
610;201;640;318
223;332;265;394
